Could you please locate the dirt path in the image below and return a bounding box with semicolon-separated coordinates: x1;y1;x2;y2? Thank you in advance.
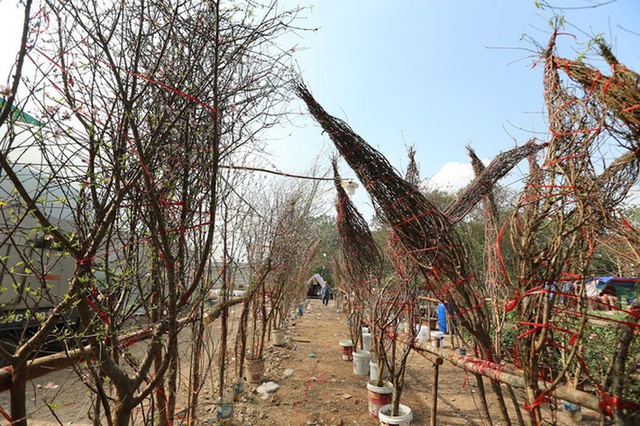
217;299;492;425
214;298;596;426
7;298;596;425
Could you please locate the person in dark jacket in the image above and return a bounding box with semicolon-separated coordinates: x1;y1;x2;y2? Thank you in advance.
321;280;331;306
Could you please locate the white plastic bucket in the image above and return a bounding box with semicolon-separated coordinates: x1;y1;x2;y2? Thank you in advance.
366;380;393;418
430;331;445;348
362;332;372;351
417;325;430;342
378;403;413;425
369;360;378;381
353;350;370;375
243;357;265;384
272;329;286;346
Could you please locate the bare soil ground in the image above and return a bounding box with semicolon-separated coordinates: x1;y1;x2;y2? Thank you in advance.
3;298;597;425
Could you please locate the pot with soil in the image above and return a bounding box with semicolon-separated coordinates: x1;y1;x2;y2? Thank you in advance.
369;359;392;382
377;403;412;425
231;377;244;401
244;356;266;384
353;350;371;375
339;339;354;361
367;379;393;418
216;393;234;423
272;328;286;346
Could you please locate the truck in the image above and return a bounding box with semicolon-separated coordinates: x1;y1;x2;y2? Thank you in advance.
0;165;79;335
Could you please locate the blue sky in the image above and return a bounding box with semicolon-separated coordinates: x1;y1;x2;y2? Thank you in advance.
2;1;640;218
269;0;640;216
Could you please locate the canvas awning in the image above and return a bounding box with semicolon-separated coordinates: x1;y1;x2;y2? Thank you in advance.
584;276;640;298
1;97;45;127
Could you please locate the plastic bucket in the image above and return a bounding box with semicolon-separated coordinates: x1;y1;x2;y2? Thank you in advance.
416;325;430;342
369;360;378;381
362;332;372;351
339;339;354;361
216;401;234;421
369;360;391;382
353;350;370;375
561;400;583;421
437;302;448;333
216;393;234;421
231;378;244;402
243;357;266;384
367;380;393;418
272;329;286;346
378;403;413;425
430;331;445;348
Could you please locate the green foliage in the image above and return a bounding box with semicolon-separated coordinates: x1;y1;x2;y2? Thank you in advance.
371;225;395;279
619;204;640;228
46;402;59;411
583;317;640;402
590;204;640;276
309;214;340;284
423;184;519;287
548;309;640;405
423;186;456;211
499;309;519;361
484;299;518;361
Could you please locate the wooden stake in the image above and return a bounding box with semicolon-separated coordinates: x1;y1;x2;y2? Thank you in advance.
431;357;443;426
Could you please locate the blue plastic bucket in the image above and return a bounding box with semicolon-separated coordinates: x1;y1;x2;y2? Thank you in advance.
437;302;448;333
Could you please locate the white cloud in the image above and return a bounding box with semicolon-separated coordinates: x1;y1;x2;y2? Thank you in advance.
0;3;24;79
426;161;474;192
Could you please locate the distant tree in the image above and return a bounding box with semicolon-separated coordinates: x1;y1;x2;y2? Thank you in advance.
308;214;340;283
234;176;320;376
0;0;309;424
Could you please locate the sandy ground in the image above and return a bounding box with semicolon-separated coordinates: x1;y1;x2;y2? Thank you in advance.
1;298;598;425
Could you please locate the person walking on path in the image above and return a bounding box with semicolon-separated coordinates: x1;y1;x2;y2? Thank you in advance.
307;273;331;305
309;273;330;306
321;279;331;306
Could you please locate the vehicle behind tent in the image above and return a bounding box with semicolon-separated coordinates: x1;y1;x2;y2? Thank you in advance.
584;276;640;308
0;165;78;332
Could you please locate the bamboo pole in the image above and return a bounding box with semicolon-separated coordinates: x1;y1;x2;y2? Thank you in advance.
0;298;244;393
409;337;605;414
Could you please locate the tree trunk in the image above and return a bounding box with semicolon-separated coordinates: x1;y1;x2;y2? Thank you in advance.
474;373;494;426
10;363;27;426
112;398;134;426
504;383;525;426
189;317;205;424
151;267;169;426
609;308;639;424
